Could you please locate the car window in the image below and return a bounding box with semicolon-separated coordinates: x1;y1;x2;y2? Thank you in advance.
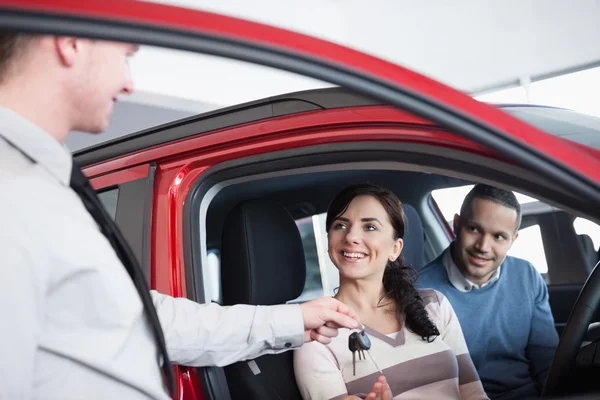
508;224;549;281
574;217;600;250
97;188;119;221
289;213;341;302
573;217;600;271
294;216;324;302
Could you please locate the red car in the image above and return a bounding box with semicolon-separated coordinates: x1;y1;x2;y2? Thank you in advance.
3;1;600;399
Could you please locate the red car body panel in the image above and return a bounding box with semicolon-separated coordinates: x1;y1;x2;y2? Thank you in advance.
2;1;600;399
85;106;492;178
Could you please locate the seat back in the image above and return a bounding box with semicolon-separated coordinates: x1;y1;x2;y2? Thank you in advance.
578;234;599;273
220;199;306;400
402;204;425;271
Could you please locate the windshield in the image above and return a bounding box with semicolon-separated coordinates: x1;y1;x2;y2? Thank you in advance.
499;105;600;151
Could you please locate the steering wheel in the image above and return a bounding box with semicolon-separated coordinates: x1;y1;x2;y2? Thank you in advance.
542;260;600;398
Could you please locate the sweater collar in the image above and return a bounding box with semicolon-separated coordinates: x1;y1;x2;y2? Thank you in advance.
442;245;501;292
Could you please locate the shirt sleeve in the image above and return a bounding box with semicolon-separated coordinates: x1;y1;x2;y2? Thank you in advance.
434;291;490;400
0;212;45;399
293;340;349;400
151;290;304;367
525;268;559;393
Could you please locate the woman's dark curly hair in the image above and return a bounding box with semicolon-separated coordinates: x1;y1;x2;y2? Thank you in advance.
326;183;440;342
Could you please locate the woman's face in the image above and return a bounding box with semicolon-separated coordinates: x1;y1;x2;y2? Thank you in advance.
328;195;403;281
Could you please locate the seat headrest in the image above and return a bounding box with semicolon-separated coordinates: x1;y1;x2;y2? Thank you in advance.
402;204;425;270
220;199;306;306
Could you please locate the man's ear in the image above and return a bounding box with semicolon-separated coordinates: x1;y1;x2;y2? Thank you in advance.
54;37;83;67
453;214;460;235
511;230;519;246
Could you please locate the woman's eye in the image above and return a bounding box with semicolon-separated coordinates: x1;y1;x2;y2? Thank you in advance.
495;235;505;241
365;224;377;231
334;223;346;230
468;227;479;233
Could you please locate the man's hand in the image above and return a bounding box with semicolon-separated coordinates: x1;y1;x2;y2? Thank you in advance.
299;296;360;344
343;376;392;400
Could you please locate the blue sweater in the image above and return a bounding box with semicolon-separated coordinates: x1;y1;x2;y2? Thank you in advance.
416;250;559;400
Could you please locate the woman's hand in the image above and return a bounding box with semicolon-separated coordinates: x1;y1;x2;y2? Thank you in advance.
343;376;392;400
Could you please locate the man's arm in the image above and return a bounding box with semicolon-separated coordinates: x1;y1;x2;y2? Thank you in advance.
152;291;359;367
526;269;560;392
151;290;304;367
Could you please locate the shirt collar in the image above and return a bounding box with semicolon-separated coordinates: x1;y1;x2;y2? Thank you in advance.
0;105;72;186
442;245;501;292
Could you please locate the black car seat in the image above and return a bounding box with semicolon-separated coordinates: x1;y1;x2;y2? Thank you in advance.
220;199;306;400
578;234;599;273
402;204;426;270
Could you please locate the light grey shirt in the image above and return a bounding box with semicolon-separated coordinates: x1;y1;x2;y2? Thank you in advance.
0;106;304;400
443;248;501;292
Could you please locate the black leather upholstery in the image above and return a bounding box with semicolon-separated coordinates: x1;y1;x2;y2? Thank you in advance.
402;204;425;270
578;234;599;273
221;199;306;305
220;199;306;400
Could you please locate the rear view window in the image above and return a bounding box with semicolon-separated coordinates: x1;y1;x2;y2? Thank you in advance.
97;188;119;221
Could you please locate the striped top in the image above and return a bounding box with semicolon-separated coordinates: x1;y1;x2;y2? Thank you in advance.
293;290;489;400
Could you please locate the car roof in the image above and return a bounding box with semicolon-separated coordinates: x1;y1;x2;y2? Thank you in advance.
73;87;600;166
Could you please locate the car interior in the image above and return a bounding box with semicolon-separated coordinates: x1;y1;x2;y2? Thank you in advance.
181;143;600;399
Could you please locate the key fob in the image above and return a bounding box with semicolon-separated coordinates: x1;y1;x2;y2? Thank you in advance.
348;332;359;352
357;330;372;351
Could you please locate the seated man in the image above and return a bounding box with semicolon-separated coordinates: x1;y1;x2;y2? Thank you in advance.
417;184;559;400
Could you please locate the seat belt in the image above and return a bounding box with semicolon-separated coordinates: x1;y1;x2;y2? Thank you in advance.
70;162;175;397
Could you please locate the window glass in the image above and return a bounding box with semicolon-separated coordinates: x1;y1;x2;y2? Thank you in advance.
293;216;324;302
97;188;119;221
206;252;221;304
509;224;548;275
289;213;341;303
574;217;600;251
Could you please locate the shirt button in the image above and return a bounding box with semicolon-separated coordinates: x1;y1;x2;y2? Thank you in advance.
285;342;292;348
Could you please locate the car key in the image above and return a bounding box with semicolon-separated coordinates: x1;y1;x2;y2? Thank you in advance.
348;331;362;375
349;327;384;376
357;330;384;375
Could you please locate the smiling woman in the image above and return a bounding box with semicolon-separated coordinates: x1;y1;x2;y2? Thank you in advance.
293;183;489;400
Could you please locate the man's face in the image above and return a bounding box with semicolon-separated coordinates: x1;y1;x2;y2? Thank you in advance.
452;198;519;286
69;40;138;133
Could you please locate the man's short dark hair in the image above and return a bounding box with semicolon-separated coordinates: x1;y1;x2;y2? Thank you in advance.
460;184;522;231
0;31;40;83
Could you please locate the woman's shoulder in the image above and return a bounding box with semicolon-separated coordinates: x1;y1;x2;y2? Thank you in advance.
418;288;450;325
419;288;446;307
